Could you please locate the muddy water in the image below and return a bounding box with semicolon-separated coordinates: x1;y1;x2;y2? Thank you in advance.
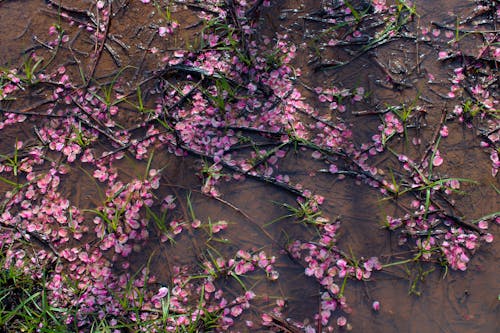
261;1;499;332
1;0;498;332
258;1;499;332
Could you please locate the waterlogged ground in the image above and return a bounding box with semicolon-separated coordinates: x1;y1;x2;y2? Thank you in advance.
0;0;498;332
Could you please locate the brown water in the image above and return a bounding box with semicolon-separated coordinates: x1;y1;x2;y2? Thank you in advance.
0;0;498;332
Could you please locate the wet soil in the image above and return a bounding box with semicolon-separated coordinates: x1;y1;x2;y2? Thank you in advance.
0;0;498;332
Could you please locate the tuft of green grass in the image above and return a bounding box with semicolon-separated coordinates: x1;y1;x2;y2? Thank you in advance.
266;198;324;227
20;55;43;85
89;66;132;110
0;140;21;177
0;256;73;332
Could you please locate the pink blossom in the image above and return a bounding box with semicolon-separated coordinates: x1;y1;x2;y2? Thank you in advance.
212;220;228;233
191;219;201;228
230;305;243;317
236;250;251;260
477;220;488;229
151;287;169;303
355;267;363;280
483;233;493;243
247;82;257;92
329;164;338;173
49;25;57;35
372;0;387;13
433;151;443;167
261;313;273;326
204;281;215;293
157;26;167;36
438;51;448;59
244;290;256;300
440;125;449;137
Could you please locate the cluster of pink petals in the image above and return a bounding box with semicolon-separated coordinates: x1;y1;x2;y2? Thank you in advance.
0;0;497;332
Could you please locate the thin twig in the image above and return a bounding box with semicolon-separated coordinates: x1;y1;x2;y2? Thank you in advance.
419;107;447;166
0;100;56;116
431;21;499;34
86;2;112;86
0;221;59;257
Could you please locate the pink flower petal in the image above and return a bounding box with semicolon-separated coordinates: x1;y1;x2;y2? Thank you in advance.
433;155;443;167
438;51;448;59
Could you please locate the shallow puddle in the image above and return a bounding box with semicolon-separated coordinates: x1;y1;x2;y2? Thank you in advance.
0;0;498;332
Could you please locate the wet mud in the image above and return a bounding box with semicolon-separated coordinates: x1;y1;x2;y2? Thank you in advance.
0;0;498;332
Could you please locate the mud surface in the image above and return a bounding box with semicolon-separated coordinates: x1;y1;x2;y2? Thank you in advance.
0;0;498;332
